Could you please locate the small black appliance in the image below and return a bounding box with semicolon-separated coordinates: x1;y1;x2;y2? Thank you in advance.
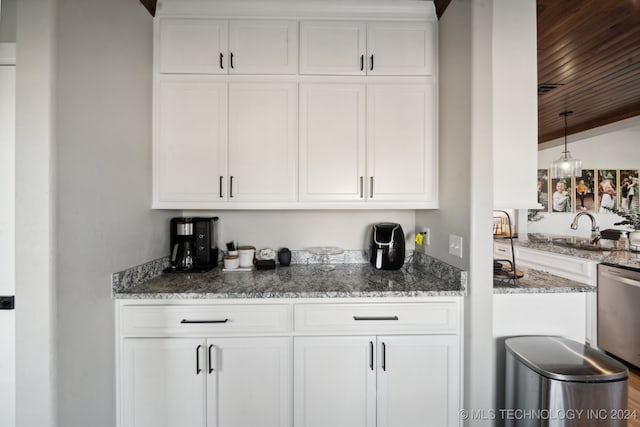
369;223;405;270
167;217;219;272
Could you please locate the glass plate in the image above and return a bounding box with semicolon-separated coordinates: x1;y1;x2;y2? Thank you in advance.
306;246;344;271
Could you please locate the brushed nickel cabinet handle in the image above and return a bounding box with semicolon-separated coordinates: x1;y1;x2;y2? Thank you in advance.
219;176;224;198
353;316;399;321
230;176;234;198
369;177;374;198
360;176;364;198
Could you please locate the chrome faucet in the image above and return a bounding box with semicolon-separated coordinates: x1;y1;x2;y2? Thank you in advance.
570;211;601;244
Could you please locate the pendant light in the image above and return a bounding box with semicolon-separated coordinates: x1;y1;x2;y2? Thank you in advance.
551;111;582;178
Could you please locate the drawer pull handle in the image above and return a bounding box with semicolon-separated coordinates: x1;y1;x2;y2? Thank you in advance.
382;342;386;371
208;344;215;374
353;316;399;321
196;345;202;375
369;341;374;370
181;319;229;324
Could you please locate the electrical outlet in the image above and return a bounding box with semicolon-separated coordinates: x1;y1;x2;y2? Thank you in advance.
449;234;463;258
423;228;431;246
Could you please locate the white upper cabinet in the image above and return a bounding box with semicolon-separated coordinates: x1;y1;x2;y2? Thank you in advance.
367;21;434;76
299;21;367;75
299;83;366;201
228;83;298;202
154;78;228;206
228;20;298;74
158;18;298;75
159;19;228;74
367;83;437;202
153;2;438;209
300;20;434;76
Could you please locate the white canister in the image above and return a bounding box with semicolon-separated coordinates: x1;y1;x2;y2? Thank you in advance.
223;255;239;269
238;247;255;267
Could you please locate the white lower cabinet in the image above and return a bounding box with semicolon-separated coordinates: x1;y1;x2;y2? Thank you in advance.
120;336;291;427
122;338;206;427
294;334;459;427
294;336;376;427
117;300;461;427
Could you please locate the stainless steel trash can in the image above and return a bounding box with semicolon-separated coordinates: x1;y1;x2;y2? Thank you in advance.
505;336;628;427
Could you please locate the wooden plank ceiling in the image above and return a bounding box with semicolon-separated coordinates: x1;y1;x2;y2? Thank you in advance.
537;0;640;143
436;0;640;144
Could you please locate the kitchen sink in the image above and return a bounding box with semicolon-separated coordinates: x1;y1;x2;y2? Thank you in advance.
548;237;618;252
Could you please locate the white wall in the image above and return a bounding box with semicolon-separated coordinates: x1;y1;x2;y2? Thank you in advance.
186;210;415;252
0;51;15;427
54;0;172;426
530;125;640;236
492;0;538;210
416;0;496;423
15;1;57;425
415;1;471;271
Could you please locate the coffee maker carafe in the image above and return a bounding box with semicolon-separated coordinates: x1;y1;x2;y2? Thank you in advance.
168;217;219;272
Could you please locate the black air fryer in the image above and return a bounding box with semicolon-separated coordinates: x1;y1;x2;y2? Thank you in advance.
370;223;405;270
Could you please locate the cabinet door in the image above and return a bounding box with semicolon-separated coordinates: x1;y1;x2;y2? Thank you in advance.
299;83;366;201
299;21;366;75
206;337;291;427
366;83;436;202
367;22;434;76
294;336;376;427
159;18;228;74
155;79;228;205
121;338;206;427
376;335;460;427
229;20;298;74
228;83;297;202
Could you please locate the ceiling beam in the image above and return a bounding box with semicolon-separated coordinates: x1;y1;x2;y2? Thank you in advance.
139;0;157;17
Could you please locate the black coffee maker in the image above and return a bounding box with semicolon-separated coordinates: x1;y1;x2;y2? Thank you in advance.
167;217;219;272
369;223;405;270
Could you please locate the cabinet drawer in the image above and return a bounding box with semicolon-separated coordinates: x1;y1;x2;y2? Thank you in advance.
294;302;458;334
121;304;291;337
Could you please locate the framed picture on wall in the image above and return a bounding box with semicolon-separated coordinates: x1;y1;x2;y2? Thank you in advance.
536;169;550;212
597;169;618;213
551;177;572;212
620;169;639;211
574;169;595;213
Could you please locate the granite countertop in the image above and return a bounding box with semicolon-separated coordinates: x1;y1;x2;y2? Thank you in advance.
113;257;466;299
508;233;640;270
493;266;594;294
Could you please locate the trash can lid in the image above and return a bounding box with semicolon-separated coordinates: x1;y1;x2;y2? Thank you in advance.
505;336;628;382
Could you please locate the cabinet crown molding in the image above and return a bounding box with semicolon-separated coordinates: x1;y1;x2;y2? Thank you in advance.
156;0;436;21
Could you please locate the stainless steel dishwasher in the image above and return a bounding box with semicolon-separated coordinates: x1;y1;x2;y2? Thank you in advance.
598;263;640;367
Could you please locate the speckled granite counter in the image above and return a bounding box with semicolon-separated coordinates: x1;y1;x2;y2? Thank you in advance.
113;255;465;299
493;267;594;294
514;233;640;270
